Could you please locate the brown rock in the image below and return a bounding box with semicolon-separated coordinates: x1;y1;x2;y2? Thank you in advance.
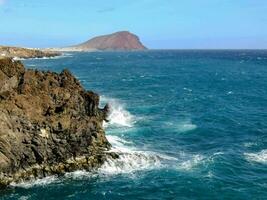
70;31;147;51
0;58;113;188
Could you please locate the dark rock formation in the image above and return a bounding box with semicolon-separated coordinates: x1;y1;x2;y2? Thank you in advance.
0;46;60;59
0;58;115;188
67;31;147;51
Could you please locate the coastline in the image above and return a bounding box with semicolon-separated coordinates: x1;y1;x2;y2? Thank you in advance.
0;46;61;60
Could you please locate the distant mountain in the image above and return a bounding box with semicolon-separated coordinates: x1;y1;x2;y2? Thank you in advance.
55;31;147;51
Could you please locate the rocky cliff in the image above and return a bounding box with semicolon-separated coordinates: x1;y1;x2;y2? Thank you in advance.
59;31;147;51
0;46;60;59
0;58;115;187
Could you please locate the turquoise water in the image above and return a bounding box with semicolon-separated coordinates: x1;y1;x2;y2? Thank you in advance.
1;50;267;199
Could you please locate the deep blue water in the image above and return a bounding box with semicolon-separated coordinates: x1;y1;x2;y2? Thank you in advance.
1;50;267;199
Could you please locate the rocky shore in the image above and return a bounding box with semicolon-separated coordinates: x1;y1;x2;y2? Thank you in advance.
0;46;60;59
0;58;116;188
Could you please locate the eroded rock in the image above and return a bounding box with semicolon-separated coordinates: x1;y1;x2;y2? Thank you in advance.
0;58;112;187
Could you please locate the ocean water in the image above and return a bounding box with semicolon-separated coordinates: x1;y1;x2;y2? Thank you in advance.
1;50;267;199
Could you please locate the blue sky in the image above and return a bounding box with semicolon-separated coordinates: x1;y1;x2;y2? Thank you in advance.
0;0;267;49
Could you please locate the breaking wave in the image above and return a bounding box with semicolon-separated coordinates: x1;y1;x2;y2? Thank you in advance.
100;135;176;175
100;96;136;128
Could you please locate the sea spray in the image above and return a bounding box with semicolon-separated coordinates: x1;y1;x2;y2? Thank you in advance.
100;96;136;128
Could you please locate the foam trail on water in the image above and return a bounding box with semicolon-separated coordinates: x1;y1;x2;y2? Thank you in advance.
165;119;197;133
244;149;267;164
177;121;197;132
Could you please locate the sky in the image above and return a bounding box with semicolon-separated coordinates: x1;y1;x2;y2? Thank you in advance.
0;0;267;49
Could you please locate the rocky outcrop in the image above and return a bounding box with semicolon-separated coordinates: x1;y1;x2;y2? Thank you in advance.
0;58;115;188
0;46;60;59
56;31;147;51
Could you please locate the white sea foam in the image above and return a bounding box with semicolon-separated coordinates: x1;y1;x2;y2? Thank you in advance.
183;87;192;92
106;135;133;152
176;152;222;171
64;170;96;180
166;119;197;133
10;176;59;189
11;171;99;188
100;135;176;175
99;96;170;174
244;142;257;147
101;96;136;128
177;122;197;132
177;154;205;171
30;54;72;60
244;149;267;164
99;151;162;174
12;53;73;61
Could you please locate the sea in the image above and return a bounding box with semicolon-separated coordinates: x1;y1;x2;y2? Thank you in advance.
1;50;267;199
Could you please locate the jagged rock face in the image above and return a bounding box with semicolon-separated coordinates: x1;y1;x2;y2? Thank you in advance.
72;31;147;51
0;46;60;59
0;58;114;187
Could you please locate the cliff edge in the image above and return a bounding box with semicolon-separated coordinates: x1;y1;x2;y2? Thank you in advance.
0;58;115;187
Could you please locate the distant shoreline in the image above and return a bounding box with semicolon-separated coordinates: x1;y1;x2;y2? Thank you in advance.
0;45;61;60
